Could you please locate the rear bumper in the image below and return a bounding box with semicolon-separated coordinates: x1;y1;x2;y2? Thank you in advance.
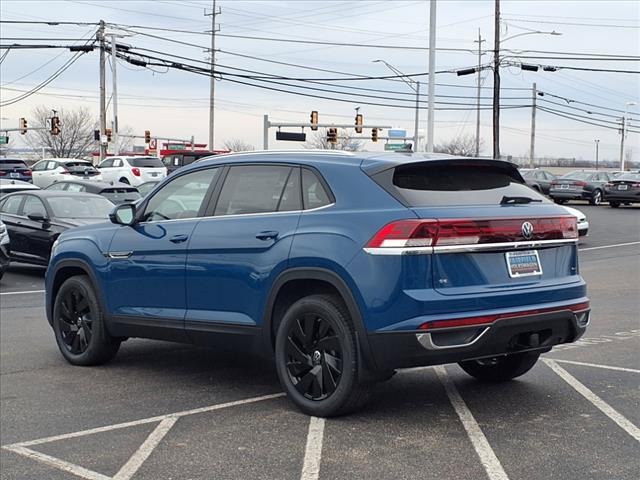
604;192;640;203
368;305;589;371
549;189;589;200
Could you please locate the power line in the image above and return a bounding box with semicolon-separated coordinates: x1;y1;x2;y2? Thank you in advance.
503;17;640;29
538;107;639;133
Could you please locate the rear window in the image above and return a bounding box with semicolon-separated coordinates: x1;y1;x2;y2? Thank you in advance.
372;162;548;206
616;173;640;181
0;159;27;167
128;157;164;168
561;171;592;180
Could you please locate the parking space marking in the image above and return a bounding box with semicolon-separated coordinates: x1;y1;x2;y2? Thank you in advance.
553;329;640;352
435;366;510;480
0;289;45;296
4;445;110;480
549;358;640;374
579;241;640;252
113;417;178;480
544;359;640;442
300;416;325;480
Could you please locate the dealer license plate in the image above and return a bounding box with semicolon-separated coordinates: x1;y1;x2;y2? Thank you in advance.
618;185;628;190
506;250;543;278
9;172;19;178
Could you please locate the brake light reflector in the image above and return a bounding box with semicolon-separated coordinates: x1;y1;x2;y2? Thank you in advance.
61;168;70;174
131;167;141;176
24;170;32;176
573;181;587;187
365;216;578;249
419;301;590;330
0;171;6;176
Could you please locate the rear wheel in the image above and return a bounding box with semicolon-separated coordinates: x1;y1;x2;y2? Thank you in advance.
589;189;602;205
53;275;120;366
610;201;620;208
553;198;566;205
275;295;371;417
119;177;130;185
458;352;540;382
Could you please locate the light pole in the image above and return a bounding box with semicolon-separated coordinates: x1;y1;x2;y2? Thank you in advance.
373;60;420;151
594;139;599;170
620;101;636;171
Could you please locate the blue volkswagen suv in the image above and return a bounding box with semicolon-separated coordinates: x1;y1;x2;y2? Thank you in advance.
45;151;589;416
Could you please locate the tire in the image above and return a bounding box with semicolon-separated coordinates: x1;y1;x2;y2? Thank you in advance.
610;201;620;208
458;352;540;382
119;177;130;185
0;267;4;281
553;198;566;205
275;294;372;417
52;275;120;366
589;189;602;206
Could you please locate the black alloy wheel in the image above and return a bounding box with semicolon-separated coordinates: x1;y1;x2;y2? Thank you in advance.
285;313;343;401
58;287;94;355
590;189;602;205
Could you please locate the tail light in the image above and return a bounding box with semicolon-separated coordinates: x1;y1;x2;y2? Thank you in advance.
365;216;578;249
632;182;640;188
573;181;587;187
24;170;32;176
0;171;6;176
419;301;590;330
605;183;614;188
131;167;141;177
61;168;70;175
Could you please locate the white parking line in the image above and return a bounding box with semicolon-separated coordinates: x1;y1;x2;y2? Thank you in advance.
113;417;178;480
0;289;45;296
544;359;640;442
549;358;640;374
300;416;326;480
579;241;640;252
3;445;110;480
435;366;510;480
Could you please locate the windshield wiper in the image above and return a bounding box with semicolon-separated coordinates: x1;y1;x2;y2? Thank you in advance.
500;195;542;205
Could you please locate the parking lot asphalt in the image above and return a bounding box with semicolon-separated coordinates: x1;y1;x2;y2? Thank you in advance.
1;203;639;480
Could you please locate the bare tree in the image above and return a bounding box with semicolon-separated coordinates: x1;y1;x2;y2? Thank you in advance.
304;128;363;151
434;134;482;157
0;134;14;157
223;138;255;152
117;125;136;153
26;106;97;158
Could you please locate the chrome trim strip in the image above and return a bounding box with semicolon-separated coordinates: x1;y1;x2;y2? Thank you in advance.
416;327;490;351
107;251;133;259
364;238;578;255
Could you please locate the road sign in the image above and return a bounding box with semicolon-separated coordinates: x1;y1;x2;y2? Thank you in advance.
0;136;8;145
388;129;407;138
149;138;157;149
384;143;411;151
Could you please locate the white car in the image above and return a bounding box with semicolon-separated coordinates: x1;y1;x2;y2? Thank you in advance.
31;158;102;188
563;205;589;237
97;156;167;186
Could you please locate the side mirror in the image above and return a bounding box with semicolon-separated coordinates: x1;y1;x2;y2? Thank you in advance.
28;213;48;222
109;203;136;226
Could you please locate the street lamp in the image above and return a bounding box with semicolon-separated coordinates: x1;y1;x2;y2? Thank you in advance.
502;30;561;43
373;59;420;152
620;101;637;171
594;139;600;170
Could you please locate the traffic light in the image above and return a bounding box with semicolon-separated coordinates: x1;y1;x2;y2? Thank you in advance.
310;111;318;131
94;129;100;141
144;130;151;144
326;128;338;144
355;114;363;134
105;128;112;142
50;116;61;136
19;117;27;135
371;128;378;142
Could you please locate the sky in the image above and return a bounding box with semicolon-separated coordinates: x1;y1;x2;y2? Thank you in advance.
1;0;639;162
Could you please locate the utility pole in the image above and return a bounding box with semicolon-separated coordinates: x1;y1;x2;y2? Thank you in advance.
594;139;599;170
492;0;501;159
110;35;119;156
205;0;220;150
529;82;537;168
414;81;420;152
98;20;106;162
263;114;269;150
426;0;436;152
474;29;485;157
619;116;626;170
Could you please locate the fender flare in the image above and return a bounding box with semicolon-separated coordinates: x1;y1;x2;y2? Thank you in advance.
262;267;379;375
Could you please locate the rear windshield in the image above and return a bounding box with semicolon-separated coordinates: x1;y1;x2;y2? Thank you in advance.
48;196;114;218
372;162;548;206
128;157;164;168
561;171;592;180
102;189;141;203
519;169;534;178
0;159;27;166
616;173;640;181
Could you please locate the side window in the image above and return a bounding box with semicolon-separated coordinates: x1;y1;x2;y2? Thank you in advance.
47;183;67;191
114;159;123;168
278;167;302;212
66;184;86;192
600;173;610;182
32;161;47;172
0;195;24;215
142;168;219;222
214;166;293;216
535;171;544;180
302;169;332;210
23;196;47;217
543;172;554;180
46;161;58;170
99;159;113;168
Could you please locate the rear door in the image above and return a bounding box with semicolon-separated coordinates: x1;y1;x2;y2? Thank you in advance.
369;160;580;296
184;164;301;340
0;194;27;257
97;158;117;183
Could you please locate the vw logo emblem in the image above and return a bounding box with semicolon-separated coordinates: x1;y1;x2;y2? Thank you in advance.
521;221;534;240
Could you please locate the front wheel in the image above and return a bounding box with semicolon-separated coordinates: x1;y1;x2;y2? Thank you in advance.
53;275;120;366
589;189;602;205
275;295;371;417
458;352;540;382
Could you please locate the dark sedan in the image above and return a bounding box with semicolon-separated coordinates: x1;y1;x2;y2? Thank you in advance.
519;168;556;194
0;158;32;183
0;179;40;198
0;191;113;266
45;179;141;204
604;172;640;207
549;170;611;205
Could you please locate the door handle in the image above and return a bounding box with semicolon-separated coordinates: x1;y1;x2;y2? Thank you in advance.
169;234;189;244
255;231;279;241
